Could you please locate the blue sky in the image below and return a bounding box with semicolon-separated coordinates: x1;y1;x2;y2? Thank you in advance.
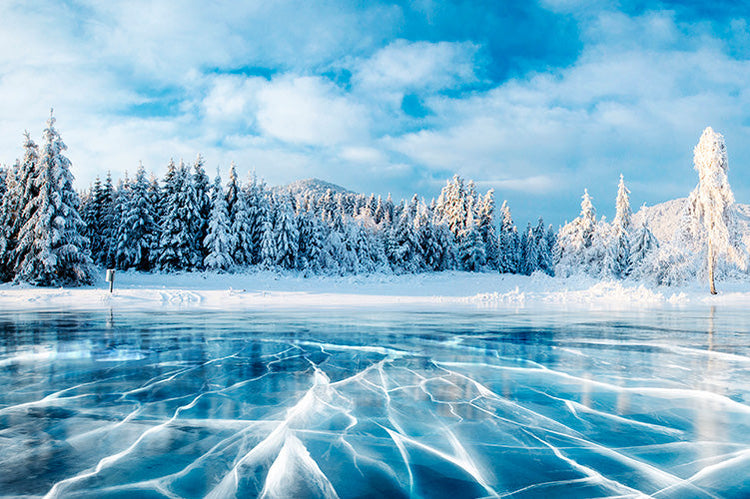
1;0;749;225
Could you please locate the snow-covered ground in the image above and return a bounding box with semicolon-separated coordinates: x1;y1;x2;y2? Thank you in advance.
0;270;748;311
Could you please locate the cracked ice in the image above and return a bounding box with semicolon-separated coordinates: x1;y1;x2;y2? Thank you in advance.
1;308;749;498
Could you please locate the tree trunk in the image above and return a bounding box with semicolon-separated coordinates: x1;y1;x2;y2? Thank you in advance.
708;241;717;295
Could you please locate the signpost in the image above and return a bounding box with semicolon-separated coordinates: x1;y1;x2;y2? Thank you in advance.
106;269;115;293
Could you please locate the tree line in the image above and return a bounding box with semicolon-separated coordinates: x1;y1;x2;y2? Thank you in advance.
0;116;743;292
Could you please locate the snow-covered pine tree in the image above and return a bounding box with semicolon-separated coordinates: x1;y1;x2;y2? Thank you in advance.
497;201;520;274
3;134;40;276
116;163;158;270
458;208;486;272
607;174;632;278
274;194;299;270
246;173;266;265
628;220;658;278
477;189;499;270
687;127;746;294
158;160;192;271
388;201;419;273
415;201;439;271
436;175;468;239
259;213;277;270
230;188;253;267
100;172;117;268
204;170;235;272
112;174;134;269
534;217;553;276
14;112;93;286
147;172;162;268
0;162;17;280
192;154;211;265
520;222;538;275
555;189;597;277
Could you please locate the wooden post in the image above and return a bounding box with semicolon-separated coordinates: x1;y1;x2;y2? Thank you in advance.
106;269;115;294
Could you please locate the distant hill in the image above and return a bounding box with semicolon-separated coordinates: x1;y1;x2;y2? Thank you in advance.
633;198;750;243
275;178;354;198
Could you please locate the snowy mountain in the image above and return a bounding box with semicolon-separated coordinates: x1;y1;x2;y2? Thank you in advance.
633;198;750;243
276;178;354;198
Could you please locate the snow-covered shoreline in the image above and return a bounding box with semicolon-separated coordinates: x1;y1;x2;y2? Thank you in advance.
0;270;748;311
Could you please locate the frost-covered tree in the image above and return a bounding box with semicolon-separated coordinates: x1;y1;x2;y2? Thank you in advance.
477;190;499;269
259;215;276;270
628;220;658;279
192;154;211;264
458;208;486;272
497;201;520;274
535;218;553;276
158;160;193;271
230;189;253;266
555;189;597;277
204;170;235;272
116;164;158;271
274;194;299;270
687;127;746;293
389;201;420;273
14;113;93;286
520;222;538;275
607;175;632;278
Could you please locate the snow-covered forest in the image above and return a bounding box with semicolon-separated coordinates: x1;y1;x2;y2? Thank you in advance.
0;115;747;289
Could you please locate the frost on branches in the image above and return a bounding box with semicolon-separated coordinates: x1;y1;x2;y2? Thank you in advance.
11;112;93;286
681;127;747;293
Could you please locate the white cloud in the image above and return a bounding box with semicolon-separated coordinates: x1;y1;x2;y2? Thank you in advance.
255;75;369;146
354;39;479;93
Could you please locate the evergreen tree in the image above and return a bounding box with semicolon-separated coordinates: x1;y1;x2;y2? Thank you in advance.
259;215;276;270
458;209;486;271
497;201;519;274
3;135;40;276
389;201;419;273
520;223;538;275
628;220;659;278
274;194;299;270
204;170;235;272
116;163;158;270
192;154;211;265
230;189;253;266
608;174;632;278
555;189;597;277
100;172;116;268
0;162;18;280
477;190;499;270
535;218;553;275
158;160;192;271
14;112;93;286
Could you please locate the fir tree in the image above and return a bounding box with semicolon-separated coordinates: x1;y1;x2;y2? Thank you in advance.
204;170;235;272
116;163;158;271
158;160;192;271
628;220;659;278
192;154;211;265
477;190;499;270
274;194;299;270
14;112;93;286
608;174;632;278
497;201;520;274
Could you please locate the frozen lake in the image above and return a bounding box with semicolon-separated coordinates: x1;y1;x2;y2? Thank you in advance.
1;306;749;498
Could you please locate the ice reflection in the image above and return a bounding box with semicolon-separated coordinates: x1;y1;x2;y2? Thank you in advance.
0;307;749;497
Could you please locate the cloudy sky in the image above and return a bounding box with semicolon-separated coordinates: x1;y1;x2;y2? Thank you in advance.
1;0;749;225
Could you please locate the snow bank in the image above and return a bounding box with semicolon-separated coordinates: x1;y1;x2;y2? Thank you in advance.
0;270;748;311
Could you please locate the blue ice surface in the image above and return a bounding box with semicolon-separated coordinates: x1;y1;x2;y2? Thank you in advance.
0;306;749;498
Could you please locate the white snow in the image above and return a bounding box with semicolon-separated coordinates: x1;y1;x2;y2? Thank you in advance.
0;269;748;311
